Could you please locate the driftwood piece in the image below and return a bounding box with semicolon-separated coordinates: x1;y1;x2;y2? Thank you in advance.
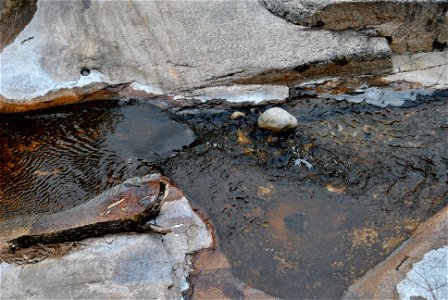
0;173;173;253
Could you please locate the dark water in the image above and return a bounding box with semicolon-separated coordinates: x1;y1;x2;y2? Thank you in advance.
0;100;195;220
0;93;446;299
166;95;448;299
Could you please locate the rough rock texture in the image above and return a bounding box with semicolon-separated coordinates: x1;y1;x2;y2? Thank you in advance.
0;197;213;299
261;0;448;54
258;107;298;132
343;206;448;300
0;0;391;112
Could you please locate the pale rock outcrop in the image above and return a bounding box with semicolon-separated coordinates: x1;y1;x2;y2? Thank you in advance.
0;0;391;112
384;50;448;88
261;0;448;54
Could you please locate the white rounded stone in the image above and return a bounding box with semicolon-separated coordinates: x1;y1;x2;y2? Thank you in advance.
258;107;298;132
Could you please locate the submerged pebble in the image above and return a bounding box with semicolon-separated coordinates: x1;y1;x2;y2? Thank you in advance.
258;107;298;132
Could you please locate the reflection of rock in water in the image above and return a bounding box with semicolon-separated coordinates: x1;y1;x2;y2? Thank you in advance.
165;94;447;299
0;100;195;219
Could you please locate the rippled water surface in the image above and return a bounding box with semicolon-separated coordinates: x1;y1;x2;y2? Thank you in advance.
0;100;195;219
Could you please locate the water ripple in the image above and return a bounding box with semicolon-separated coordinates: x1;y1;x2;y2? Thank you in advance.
0;100;195;219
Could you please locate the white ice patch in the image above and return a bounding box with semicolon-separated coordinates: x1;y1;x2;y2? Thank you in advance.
180;84;289;103
396;246;448;300
319;87;433;108
130;82;164;95
294;158;313;170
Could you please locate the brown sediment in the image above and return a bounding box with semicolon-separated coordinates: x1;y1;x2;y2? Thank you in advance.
188;249;276;300
187;224;275;300
0;174;182;256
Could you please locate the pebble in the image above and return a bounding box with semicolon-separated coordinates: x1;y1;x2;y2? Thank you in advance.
230;111;246;120
258;107;298;132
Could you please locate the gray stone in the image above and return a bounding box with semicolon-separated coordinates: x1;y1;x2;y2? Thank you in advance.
0;197;213;299
258;107;298;132
0;0;391;111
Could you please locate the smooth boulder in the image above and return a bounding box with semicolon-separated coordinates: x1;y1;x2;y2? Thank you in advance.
258;107;298;133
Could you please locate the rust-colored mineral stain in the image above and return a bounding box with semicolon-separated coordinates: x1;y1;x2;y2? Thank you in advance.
0;82;180;114
0;84;119;114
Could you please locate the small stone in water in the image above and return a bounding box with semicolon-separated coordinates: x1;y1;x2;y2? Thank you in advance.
258;107;298;132
230;111;246;120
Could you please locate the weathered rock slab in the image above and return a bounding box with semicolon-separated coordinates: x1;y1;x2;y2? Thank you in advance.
384;51;448;89
0;0;391;112
0;197;213;299
261;0;448;53
0;0;37;51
